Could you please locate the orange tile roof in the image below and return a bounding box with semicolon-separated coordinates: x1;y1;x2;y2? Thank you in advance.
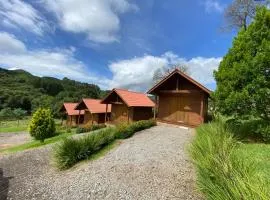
82;99;111;113
63;103;85;116
103;88;155;107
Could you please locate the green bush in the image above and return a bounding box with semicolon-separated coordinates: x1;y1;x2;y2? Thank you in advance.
54;127;116;169
226;118;270;142
29;108;56;142
115;119;156;139
76;124;106;134
190;120;269;199
54;119;156;169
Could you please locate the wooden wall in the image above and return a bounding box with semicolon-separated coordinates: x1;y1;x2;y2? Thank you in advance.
132;107;153;121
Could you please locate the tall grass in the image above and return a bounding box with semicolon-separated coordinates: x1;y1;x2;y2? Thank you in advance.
190;120;270;200
54;120;156;169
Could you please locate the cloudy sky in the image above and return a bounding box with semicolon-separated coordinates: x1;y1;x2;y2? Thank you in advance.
0;0;236;91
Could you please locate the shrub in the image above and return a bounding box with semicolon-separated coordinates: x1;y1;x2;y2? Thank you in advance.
76;124;106;134
190;120;269;199
54;119;156;169
29;108;55;142
54;127;116;169
115;119;156;139
226;118;270;142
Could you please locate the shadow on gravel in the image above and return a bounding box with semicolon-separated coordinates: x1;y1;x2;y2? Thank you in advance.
0;168;13;200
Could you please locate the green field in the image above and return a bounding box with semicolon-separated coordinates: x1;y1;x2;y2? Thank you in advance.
237;143;270;186
0;119;30;133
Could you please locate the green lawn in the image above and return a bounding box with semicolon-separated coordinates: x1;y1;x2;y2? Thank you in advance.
0;119;30;132
236;143;270;187
0;118;64;133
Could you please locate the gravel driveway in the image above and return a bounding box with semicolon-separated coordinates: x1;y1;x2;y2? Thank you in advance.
0;125;201;200
0;132;30;150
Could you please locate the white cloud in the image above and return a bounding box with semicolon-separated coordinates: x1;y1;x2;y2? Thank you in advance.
108;52;221;91
43;0;138;43
0;0;49;35
203;0;224;13
0;32;110;88
0;32;26;53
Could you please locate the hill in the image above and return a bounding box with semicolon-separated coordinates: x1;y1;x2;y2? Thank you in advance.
0;68;107;117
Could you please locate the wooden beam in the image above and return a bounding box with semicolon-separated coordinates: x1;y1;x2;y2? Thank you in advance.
159;90;203;94
127;107;130;124
77;110;81;124
200;94;204;123
154;95;157;120
111;101;123;105
105;104;108;123
176;76;179;91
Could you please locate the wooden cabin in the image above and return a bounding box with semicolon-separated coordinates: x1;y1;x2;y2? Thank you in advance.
147;69;211;127
60;103;85;126
75;99;111;125
101;88;155;124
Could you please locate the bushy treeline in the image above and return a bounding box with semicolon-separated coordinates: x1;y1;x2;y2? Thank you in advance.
0;68;109;117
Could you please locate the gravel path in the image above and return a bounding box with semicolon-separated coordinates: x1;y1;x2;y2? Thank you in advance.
0;132;30;150
0;125;201;200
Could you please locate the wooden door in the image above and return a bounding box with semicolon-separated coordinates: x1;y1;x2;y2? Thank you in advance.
158;94;202;126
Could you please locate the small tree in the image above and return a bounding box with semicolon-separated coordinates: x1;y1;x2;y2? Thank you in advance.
13;108;27;125
29;108;56;142
0;108;14;121
153;64;189;84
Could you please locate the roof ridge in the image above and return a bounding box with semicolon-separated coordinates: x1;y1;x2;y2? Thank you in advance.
114;88;147;95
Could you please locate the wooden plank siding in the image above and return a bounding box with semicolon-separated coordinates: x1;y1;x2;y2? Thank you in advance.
147;69;210;127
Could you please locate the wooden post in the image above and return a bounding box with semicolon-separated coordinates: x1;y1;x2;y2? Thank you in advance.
105;104;108;123
154;95;157;120
127;107;130;124
200;94;204;123
70;116;72;126
78;110;81;125
176;76;179;91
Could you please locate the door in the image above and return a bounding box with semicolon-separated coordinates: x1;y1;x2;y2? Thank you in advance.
158;94;202;126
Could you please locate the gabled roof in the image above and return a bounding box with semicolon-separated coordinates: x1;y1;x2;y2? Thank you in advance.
147;68;211;95
76;99;111;113
101;88;155;107
62;103;85;116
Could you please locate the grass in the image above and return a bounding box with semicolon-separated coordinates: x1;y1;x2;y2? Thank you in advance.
0;118;63;133
189;120;270;200
0;118;30;132
236;143;270;187
53;119;156;169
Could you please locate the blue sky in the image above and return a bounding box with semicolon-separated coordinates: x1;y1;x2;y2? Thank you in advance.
0;0;236;91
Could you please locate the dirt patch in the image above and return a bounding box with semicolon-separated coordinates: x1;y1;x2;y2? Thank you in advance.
0;132;31;150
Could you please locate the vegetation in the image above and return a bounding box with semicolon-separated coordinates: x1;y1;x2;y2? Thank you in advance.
29;108;56;142
54;120;156;169
213;7;270;141
0;131;74;154
190;120;270;200
0;68;108;117
76;124;106;134
0;118;29;133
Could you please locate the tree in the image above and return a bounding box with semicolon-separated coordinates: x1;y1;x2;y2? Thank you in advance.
223;0;269;31
213;7;270;120
29;108;56;142
153;64;189;84
0;108;14;121
13;108;27;125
